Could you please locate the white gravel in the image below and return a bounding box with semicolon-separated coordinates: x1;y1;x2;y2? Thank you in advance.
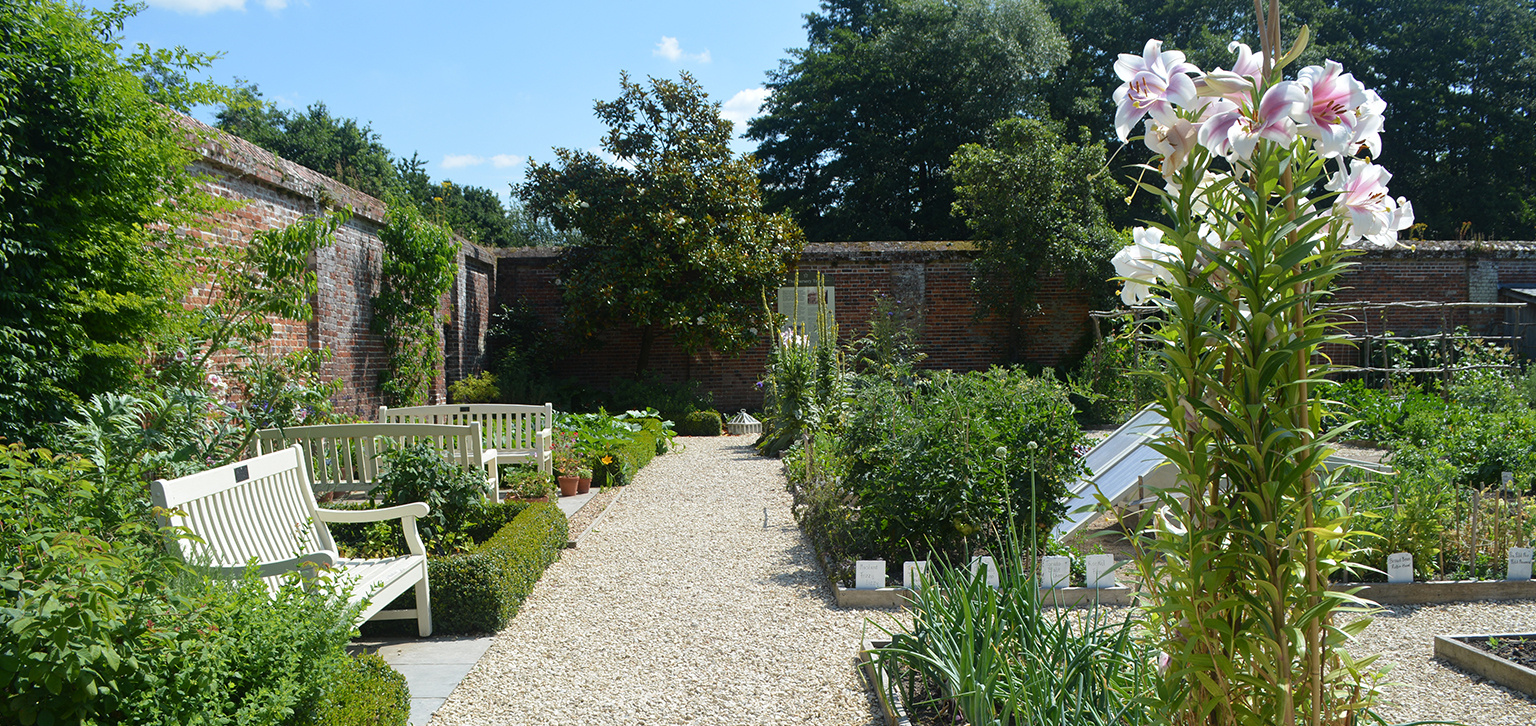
1346;600;1536;725
431;436;894;725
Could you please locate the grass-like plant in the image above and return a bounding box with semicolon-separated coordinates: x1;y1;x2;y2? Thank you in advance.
871;447;1158;725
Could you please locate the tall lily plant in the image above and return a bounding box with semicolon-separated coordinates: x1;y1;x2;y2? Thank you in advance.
1109;5;1410;725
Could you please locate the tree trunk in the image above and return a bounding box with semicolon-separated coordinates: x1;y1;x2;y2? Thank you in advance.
636;323;656;375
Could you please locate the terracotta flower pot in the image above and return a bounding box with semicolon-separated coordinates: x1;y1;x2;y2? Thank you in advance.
558;475;579;497
577;477;592;494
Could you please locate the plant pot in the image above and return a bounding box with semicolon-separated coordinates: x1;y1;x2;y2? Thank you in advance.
577;477;592;494
558;476;579;497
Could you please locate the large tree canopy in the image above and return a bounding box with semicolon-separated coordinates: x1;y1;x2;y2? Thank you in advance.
0;1;219;442
748;0;1068;242
520;72;805;373
950;118;1123;358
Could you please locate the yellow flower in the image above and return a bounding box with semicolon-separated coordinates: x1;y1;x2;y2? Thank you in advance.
601;456;613;465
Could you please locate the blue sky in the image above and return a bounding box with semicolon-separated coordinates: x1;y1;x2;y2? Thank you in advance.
91;0;823;202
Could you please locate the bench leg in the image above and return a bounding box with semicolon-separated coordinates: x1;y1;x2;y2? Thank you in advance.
415;567;433;638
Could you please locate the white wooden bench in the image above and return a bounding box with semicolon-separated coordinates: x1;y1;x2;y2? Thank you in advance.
253;422;500;499
151;445;433;636
379;403;553;475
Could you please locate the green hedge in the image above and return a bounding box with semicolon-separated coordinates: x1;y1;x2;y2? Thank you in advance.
595;417;668;486
316;653;410;726
327;499;530;554
675;409;722;436
425;502;568;634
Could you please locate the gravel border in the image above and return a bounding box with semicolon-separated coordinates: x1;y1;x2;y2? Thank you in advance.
431;437;897;725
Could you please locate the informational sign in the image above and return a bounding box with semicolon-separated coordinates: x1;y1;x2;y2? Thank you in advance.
1387;552;1413;584
855;560;886;590
903;561;928;590
1509;548;1533;582
1505;471;1516;490
1085;554;1117;589
1039;556;1071;589
970;556;999;588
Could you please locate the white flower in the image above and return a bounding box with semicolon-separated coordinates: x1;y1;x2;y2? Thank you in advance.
1111;227;1180;305
1349;89;1387;159
1295;60;1369;159
1326;160;1413;247
1112;39;1201;141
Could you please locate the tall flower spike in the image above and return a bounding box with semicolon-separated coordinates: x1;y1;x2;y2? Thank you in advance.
1113;39;1200;142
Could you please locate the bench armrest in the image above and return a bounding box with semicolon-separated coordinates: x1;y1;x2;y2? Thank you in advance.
481;448;499;467
315;503;430;556
206;551;337;580
315;503;430;523
535;428;552;449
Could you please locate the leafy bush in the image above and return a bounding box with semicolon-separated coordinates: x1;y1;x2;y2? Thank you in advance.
370;441;487;553
0;445;365;726
676;409;723;436
373;202;457;406
315;653;410;726
1068;326;1159;425
422;503;568;635
839;369;1085;566
502;468;556;500
326;499;532;558
449;371;501;404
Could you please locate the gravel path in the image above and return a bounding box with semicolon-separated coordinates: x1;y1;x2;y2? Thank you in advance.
432;437;891;725
1346;600;1536;725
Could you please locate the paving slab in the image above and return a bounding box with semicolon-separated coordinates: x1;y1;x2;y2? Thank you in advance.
350;635;494;725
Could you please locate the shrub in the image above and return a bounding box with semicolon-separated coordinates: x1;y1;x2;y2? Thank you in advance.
502;468;556;500
593;416;669;486
607;372;713;421
426;503;569;634
449;371;501;404
839;369;1084;566
326;499;531;558
371;440;487;552
315;653;410;726
676;409;723;436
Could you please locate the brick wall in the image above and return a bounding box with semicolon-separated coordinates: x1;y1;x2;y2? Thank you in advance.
182;118;499;418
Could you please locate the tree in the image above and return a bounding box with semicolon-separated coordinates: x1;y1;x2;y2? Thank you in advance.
0;1;222;442
950;118;1123;359
217;84;398;199
520;72;805;373
748;0;1069;242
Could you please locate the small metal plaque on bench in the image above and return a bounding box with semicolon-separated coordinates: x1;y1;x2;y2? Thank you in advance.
460;406;470;412
234;465;249;482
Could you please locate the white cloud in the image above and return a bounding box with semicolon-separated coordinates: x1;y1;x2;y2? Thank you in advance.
653;36;711;64
146;0;286;13
442;154;486;169
721;87;771;129
491;154;524;169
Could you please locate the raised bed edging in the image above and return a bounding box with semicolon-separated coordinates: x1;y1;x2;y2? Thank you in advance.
1333;580;1536;605
833;583;1136;608
1434;633;1536;697
860;640;913;726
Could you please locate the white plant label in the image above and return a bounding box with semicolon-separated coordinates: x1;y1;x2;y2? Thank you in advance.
1085;554;1116;589
1509;548;1533;582
855;560;886;590
1387;552;1413;584
1039;556;1071;589
903;561;927;590
970;556;999;588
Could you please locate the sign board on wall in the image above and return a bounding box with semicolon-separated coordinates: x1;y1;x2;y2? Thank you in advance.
777;286;836;346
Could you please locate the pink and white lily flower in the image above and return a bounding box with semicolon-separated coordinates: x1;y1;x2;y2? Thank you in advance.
1326;160;1414;246
1296;60;1369;158
1349;89;1387;159
1113;39;1201;142
1198;81;1307;162
1112;227;1181;305
1144;117;1201;177
1198;42;1266;104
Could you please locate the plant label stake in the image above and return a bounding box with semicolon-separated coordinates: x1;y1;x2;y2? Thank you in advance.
1505;471;1516;491
1039;556;1070;589
1509;548;1533;582
969;556;999;588
903;561;927;590
855;560;885;590
1387;552;1414;584
1085;554;1116;589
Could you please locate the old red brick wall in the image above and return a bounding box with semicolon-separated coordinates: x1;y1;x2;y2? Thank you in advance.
182;118;499;418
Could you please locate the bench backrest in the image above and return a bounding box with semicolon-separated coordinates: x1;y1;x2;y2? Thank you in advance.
380;403;552;453
151;445;334;568
254;422;486;493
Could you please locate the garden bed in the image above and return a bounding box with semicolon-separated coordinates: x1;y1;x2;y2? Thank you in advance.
1434;632;1536;698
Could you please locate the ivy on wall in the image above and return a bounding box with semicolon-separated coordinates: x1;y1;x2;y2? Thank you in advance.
372;202;457;406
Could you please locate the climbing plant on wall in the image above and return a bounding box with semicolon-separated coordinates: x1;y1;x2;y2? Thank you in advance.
373;202;457;406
